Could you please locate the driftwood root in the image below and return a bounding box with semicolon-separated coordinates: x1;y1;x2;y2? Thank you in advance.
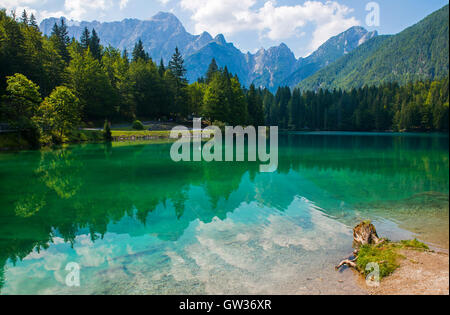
335;258;357;270
336;221;383;271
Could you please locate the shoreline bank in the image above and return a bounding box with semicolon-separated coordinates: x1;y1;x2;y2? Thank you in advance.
364;248;449;295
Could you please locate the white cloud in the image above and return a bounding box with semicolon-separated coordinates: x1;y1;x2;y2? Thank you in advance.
0;0;43;7
119;0;129;10
0;0;129;21
64;0;115;20
180;0;360;54
158;0;171;5
0;0;42;18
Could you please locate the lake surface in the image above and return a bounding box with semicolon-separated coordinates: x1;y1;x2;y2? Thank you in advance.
0;132;448;295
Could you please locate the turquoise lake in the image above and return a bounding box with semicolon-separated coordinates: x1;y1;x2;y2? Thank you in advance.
0;132;448;294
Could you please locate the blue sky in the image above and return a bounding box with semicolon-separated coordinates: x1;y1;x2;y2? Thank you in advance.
1;0;448;57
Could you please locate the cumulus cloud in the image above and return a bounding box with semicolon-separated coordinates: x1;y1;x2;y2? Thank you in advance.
0;0;43;7
119;0;129;10
180;0;360;53
63;0;115;20
1;0;360;55
158;0;171;5
0;0;42;18
0;0;129;21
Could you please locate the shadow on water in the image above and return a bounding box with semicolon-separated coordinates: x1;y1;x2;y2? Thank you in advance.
0;132;448;293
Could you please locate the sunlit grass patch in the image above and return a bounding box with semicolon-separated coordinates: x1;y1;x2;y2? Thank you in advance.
356;239;430;279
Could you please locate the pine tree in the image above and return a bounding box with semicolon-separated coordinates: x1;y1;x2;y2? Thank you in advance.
89;29;101;60
168;47;187;83
29;14;38;29
168;47;188;118
20;10;28;25
247;84;265;126
50;18;70;63
132;39;148;62
80;27;90;50
289;88;303;130
122;49;129;65
205;58;219;84
159;58;165;77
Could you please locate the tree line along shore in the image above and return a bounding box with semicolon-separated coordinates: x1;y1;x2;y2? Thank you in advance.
1;10;448;150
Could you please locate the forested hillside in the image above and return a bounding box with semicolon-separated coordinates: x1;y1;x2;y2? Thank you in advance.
1;9;264;147
266;79;448;132
298;5;449;91
0;8;448;151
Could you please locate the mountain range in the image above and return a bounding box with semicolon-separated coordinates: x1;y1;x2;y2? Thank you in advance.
40;13;376;91
297;5;449;91
40;5;448;92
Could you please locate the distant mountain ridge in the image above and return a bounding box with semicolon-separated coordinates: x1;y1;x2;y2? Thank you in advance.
297;4;449;91
40;13;376;91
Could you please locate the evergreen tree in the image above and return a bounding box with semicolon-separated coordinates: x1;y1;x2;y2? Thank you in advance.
122;49;129;65
20;10;28;25
205;58;219;84
247;84;264;126
67;49;118;121
168;47;188;117
158;58;165;77
132;39;149;62
29;13;38;29
168;47;187;82
89;29;101;60
50;18;70;63
80;27;90;50
203;72;228;123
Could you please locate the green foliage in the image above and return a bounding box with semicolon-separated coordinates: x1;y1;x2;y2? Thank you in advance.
1;73;42;145
2;73;41;126
50;18;70;64
129;59;166;118
356;239;430;279
132;39;149;62
168;47;187;82
89;29;101;61
265;78;449;132
212;120;226;132
186;82;205;116
68;130;104;143
202;69;254;126
36;86;81;144
247;84;263;126
132;120;145;130
205;58;219;84
67;49;118;121
103;119;112;141
1;8;447;151
399;239;429;250
80;27;90;50
356;244;400;279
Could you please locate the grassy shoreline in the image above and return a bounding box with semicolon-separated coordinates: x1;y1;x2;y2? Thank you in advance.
1;128;448;151
0;129;176;151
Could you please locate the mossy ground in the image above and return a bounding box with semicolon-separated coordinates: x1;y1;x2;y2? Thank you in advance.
356;239;430;279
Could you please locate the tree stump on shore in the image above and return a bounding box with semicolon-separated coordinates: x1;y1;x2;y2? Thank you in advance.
336;221;384;270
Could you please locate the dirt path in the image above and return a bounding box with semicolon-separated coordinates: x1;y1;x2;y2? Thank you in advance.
368;249;449;295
